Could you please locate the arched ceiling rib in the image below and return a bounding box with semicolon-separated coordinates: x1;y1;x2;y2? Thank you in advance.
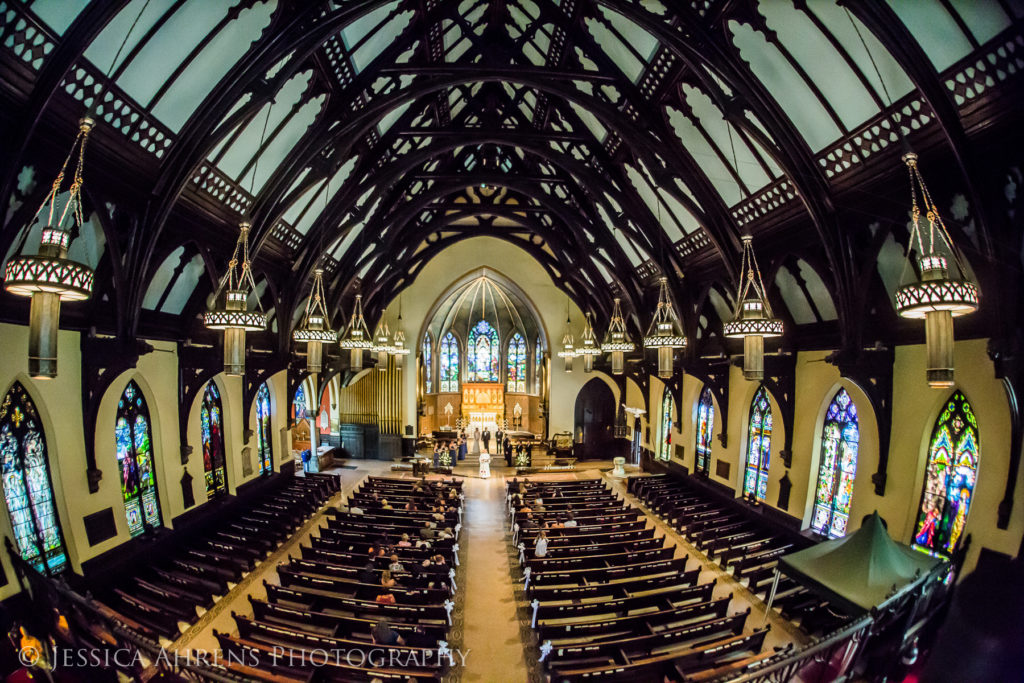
1;0;1020;346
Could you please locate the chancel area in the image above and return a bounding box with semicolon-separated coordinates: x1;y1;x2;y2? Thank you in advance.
0;0;1022;681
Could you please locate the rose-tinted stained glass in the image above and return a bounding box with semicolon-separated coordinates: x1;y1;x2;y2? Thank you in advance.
0;382;67;574
116;381;162;537
913;391;979;557
811;388;858;538
744;386;772;500
201;382;227;498
507;333;526;393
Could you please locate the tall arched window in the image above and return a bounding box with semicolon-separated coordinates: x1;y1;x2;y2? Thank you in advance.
534;338;542;395
439;333;459;392
116;381;161;537
507;333;527;392
293;384;307;421
423;334;433;394
695;387;715;475
200;382;227;498
659;390;675;461
256;383;273;476
811;388;859;538
468;320;500;382
0;382;67;574
913;391;979;557
743;386;773;500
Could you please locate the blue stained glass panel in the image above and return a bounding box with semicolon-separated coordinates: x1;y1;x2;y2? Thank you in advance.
743;386;772;500
507;333;527;392
695;388;714;475
468;320;499;382
811;388;860;538
439;332;459;392
116;382;161;536
256;383;273;476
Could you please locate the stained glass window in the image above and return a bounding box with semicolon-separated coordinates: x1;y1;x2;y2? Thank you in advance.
423;334;433;394
468;320;500;382
256;383;273;476
811;388;859;538
294;384;307;421
439;332;459;392
744;386;773;500
695;387;714;475
534;338;542;395
116;381;161;537
507;333;527;392
913;391;979;557
0;382;67;574
658;390;675;461
200;382;227;498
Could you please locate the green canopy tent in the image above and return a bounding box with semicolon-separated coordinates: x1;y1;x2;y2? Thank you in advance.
766;512;943;617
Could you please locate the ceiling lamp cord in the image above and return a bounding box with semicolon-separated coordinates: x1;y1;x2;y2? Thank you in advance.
558;297;576;373
203;105;273;376
3;0;151;379
845;7;979;387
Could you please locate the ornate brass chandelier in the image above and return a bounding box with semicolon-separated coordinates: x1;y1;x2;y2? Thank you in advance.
293;267;335;374
338;294;373;370
557;305;576;373
601;297;634;375
894;152;979;387
643;277;687;379
724;236;782;381
203;221;267;376
4;117;96;379
576;312;602;373
373;318;393;371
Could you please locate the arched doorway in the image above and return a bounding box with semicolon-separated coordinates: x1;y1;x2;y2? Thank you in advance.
573;378;615;460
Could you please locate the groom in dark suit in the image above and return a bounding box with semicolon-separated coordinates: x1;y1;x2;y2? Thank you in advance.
496;428;504;455
482;428;491;452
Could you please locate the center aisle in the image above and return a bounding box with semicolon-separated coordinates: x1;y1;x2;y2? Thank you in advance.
460;474;528;681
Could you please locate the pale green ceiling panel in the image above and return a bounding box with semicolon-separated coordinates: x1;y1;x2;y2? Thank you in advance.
585;17;643;83
142;246;183;311
707;288;733;324
667;105;741;206
341;1;400;52
885;0;972;72
730;21;842;151
378;101;412;136
160;254;205;315
948;0;1011;44
797;259;838;321
29;0;90;35
152;1;276;132
595;6;658;77
681;84;771;192
350;9;414;72
759;1;878;130
219;70;312;185
113;1;233;107
806;0;914;102
658;188;700;235
83;0;170;75
251;89;325;195
774;265;817;325
67;211;105;270
875;230;905;310
625;163;683;241
568;101;608;143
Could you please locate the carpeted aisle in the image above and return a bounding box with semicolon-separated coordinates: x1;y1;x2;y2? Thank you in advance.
459;474;528;681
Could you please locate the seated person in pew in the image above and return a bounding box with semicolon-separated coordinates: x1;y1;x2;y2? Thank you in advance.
381;499;393;510
380;570;397;588
371;620;405;646
389;555;407;574
375;591;396;604
548;518;565;529
437;527;454;540
564;512;577;527
358;561;377;585
397;533;413;548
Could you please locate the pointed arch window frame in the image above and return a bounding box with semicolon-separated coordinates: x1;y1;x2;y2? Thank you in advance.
0;382;68;575
695;387;715;475
115;380;162;537
744;385;773;500
200;381;228;498
468;320;500;382
256;383;273;476
912;390;979;558
658;389;675;461
810;388;859;538
423;333;433;394
439;332;460;393
507;333;527;393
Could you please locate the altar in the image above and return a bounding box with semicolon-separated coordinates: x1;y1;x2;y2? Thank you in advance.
462;382;504;430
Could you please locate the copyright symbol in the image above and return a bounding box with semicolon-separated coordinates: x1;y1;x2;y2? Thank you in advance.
19;645;40;667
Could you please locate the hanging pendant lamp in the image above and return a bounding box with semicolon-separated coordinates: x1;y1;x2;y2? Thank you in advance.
373;318;393;371
557;303;576;373
577;312;602;373
293;267;335;374
602;298;635;375
391;307;410;371
723;236;782;381
894;153;979;387
643;277;687;379
4;118;96;379
339;294;373;370
203;222;267;376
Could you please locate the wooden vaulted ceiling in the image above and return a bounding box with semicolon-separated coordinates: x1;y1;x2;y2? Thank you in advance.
1;0;1023;356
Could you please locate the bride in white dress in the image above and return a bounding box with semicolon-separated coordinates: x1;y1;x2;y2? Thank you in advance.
478;452;491;478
